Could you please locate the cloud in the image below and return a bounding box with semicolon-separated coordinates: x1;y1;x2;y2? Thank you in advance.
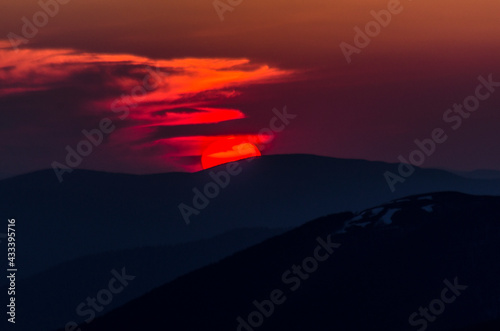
0;42;294;174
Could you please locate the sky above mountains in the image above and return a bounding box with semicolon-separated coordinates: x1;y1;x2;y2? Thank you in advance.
1;0;499;176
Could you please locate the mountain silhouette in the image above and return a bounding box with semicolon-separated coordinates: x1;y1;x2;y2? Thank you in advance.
74;192;500;331
1;227;284;330
2;154;500;283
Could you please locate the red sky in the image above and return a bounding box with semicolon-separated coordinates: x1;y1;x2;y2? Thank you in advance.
1;0;499;175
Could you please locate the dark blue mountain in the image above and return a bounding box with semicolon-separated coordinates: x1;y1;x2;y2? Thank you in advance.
75;192;500;331
1;227;284;330
2;154;500;282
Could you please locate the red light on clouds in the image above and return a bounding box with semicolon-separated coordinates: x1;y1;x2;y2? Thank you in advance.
149;134;267;171
148;107;245;126
0;41;294;172
201;137;261;169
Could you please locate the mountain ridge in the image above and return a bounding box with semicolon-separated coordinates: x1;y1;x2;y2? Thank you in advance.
73;192;500;331
2;154;500;281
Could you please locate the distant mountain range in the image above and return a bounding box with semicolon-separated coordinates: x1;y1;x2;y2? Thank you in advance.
1;227;285;330
450;169;500;180
74;192;500;331
2;154;500;282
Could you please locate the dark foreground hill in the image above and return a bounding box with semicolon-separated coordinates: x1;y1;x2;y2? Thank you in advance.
0;227;285;331
76;192;500;331
2;154;500;281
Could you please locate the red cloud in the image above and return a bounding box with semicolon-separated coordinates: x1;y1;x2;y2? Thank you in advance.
0;42;294;172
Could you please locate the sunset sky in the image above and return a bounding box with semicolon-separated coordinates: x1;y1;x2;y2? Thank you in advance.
1;0;499;176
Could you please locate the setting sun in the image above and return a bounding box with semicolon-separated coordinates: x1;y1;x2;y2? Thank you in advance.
201;137;261;169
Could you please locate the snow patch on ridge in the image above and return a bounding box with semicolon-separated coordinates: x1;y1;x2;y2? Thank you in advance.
378;208;399;225
422;204;434;213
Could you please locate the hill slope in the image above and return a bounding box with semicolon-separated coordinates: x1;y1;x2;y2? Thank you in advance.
77;192;500;331
2;154;500;280
1;227;284;330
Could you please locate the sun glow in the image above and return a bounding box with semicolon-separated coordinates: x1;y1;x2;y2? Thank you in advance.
201;137;261;169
